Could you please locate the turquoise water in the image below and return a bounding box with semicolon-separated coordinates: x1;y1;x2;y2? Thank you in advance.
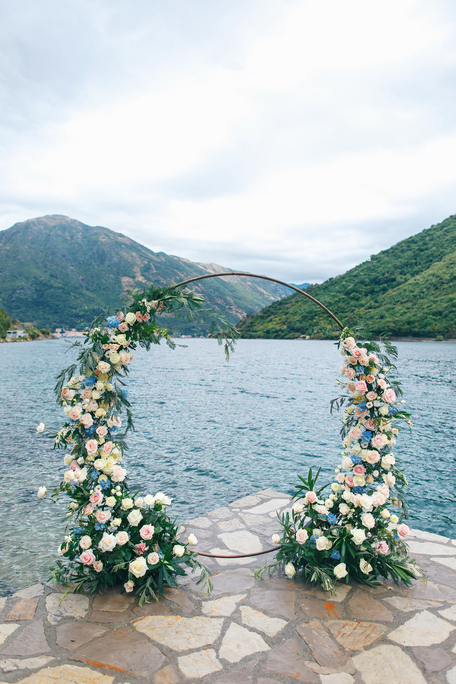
0;338;455;591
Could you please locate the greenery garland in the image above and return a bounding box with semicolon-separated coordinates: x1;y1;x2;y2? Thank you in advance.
257;327;421;591
36;284;238;604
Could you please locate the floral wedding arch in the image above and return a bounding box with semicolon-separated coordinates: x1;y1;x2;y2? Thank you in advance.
37;273;418;603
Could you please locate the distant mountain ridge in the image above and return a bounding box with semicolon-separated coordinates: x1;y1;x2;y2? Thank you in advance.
0;215;288;332
237;215;456;339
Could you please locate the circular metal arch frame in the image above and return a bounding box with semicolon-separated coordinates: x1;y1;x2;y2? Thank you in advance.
170;271;344;559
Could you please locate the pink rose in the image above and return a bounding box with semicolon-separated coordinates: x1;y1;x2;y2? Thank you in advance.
377;484;390;498
366;450;380;464
139;524;155;540
101;441;113;455
135;542;148;554
69;460;78;470
89;491;103;505
80;550;95;565
373;541;389;555
69;406;82;421
86;440;98;455
93;560;103;572
366;375;375;384
352;348;363;359
336;472;346;483
369;354;379;364
345;367;356;380
118;322;128;332
372;492;386;506
364;418;377;431
345;475;354;488
353;465;366;476
84;504;94;516
347;382;356;392
95;509;111;524
87;400;98;412
305;491;317;504
397;524;410;538
143;313;150;322
136;311;143;322
111;466;126;482
296;528;309;544
61;388;75;400
383;389;396;404
377;378;387;390
348;426;362;441
366;391;377;401
354;407;368;419
355;380;368;394
80;413;94;428
116;311;124;322
342;336;356;350
96;426;108;437
81;389;93;400
147;552;159;565
371;434;386;450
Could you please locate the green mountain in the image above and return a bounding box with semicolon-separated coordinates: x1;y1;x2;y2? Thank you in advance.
0;215;288;333
237;215;456;339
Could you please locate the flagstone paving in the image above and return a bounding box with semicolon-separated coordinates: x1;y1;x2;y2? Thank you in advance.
2;489;456;683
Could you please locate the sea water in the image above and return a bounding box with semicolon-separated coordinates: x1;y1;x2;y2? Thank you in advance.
0;338;454;591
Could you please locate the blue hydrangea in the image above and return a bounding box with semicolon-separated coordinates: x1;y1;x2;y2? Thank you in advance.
73;526;84;537
352;486;366;495
309;535;316;543
107;316;120;328
99;478;111;490
358;401;367;411
158;550;165;560
361;430;372;442
327;513;337;525
84;376;96;387
389;406;398;415
330;550;341;560
357;365;365;373
351;455;362;464
94;522;106;531
84;426;95;436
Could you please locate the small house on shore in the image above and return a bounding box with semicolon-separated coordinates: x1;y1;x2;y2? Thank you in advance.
6;329;27;339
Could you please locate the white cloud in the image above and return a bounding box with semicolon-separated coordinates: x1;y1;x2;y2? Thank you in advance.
1;0;456;282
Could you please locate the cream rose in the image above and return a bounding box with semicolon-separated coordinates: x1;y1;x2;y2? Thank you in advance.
37;486;47;498
334;562;348;579
316;536;332;551
124;580;134;592
127;509;143;526
95;509;112;525
139;525;155;540
97;361;111;373
359;558;373;574
351;528;367;545
129;556;147;578
93;561;103;573
173;544;185;557
79;535;92;549
361;513;375;529
296;528;309;544
284;562;296;578
98;533;117;552
187;533;198;546
116;531;129;545
121;498;134;510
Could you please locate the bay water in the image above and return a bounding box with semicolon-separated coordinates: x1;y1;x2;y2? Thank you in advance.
0;338;455;592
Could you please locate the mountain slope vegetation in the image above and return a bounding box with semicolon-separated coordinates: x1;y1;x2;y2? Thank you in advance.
0;215;288;332
237;215;456;339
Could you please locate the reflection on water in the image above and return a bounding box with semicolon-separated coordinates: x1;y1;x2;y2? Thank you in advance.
0;338;454;591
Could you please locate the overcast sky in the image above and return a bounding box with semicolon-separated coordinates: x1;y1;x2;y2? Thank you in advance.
1;0;456;283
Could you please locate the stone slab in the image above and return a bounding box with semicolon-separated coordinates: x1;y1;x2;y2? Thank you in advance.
185;516;213;529
0;655;55;673
178;649;222;678
46;593;90;624
217;519;245;532
152;664;179;684
296;620;347;669
0;624;19;646
218;530;263;554
388;610;455;647
230;494;264;508
162;588;195;614
70;626;165;677
352;644;427;684
243;499;290;515
219;623;270;663
432;556;456;571
410;529;451;544
240;606;287;636
91;590;134;613
202;594;246;616
320;675;355;684
384;596;443;612
202;569;256;597
8;664;114;683
13;585;45;599
407;541;456;556
440;605;456;621
302;585;351;603
249;588;296;620
411;646;453;672
326;620;387;650
5;598;39;621
56;622;108;650
133;615;223;650
348;593;394;622
300;598;343;619
209;548;257;567
0;619;51;656
264;638;319;682
213;657;258;684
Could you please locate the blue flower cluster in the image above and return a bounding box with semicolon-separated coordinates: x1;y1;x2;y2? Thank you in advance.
327;513;337;525
330;550;341;560
83;376;96;387
107;316;120;329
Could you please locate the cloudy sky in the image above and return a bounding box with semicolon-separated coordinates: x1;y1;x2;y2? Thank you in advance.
1;0;456;283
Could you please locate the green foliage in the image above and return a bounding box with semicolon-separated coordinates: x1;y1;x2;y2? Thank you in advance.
0;308;16;338
0;215;287;333
238;215;456;338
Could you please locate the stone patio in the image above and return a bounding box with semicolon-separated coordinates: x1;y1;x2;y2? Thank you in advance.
1;489;456;683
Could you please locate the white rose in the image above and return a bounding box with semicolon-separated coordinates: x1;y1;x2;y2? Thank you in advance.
154;492;167;505
129;556;147;578
284;562;296;578
334;563;348;579
360;495;373;512
187;534;198;546
63;470;75;483
79;535;92;549
339;503;350;516
359;558;373;574
144;494;155;506
293;501;304;514
316;536;332;551
98;533;117;552
272;534;281;544
127;509;143;526
361;513;375;529
37;486;47;498
351;528;367;545
64;454;73;466
173;544;185;557
121;498;134;510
